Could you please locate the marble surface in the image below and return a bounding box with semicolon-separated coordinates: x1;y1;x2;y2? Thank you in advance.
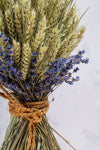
0;0;100;150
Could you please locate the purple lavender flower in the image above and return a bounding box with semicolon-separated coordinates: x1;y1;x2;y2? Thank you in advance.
0;32;4;38
3;37;9;42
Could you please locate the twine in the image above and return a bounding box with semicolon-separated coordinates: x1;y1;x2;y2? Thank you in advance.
0;84;49;150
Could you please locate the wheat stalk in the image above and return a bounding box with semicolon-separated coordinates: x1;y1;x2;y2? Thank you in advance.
5;9;15;41
14;2;23;42
33;15;47;51
24;9;36;42
0;10;5;32
13;39;21;67
20;42;32;80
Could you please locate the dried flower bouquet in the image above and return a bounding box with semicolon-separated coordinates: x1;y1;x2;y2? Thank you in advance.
0;0;89;150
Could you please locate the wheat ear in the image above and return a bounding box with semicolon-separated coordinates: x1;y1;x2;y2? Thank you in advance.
20;42;32;80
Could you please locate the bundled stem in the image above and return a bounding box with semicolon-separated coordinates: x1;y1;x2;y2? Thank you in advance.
0;115;61;150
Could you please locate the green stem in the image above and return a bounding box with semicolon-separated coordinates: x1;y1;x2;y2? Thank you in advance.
0;115;61;150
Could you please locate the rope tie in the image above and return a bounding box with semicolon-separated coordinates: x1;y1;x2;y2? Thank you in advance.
0;84;49;150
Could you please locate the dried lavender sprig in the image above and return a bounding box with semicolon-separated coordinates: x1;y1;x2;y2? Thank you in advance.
33;50;89;100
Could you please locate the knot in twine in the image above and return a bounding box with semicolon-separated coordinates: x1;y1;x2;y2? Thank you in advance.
0;84;49;150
